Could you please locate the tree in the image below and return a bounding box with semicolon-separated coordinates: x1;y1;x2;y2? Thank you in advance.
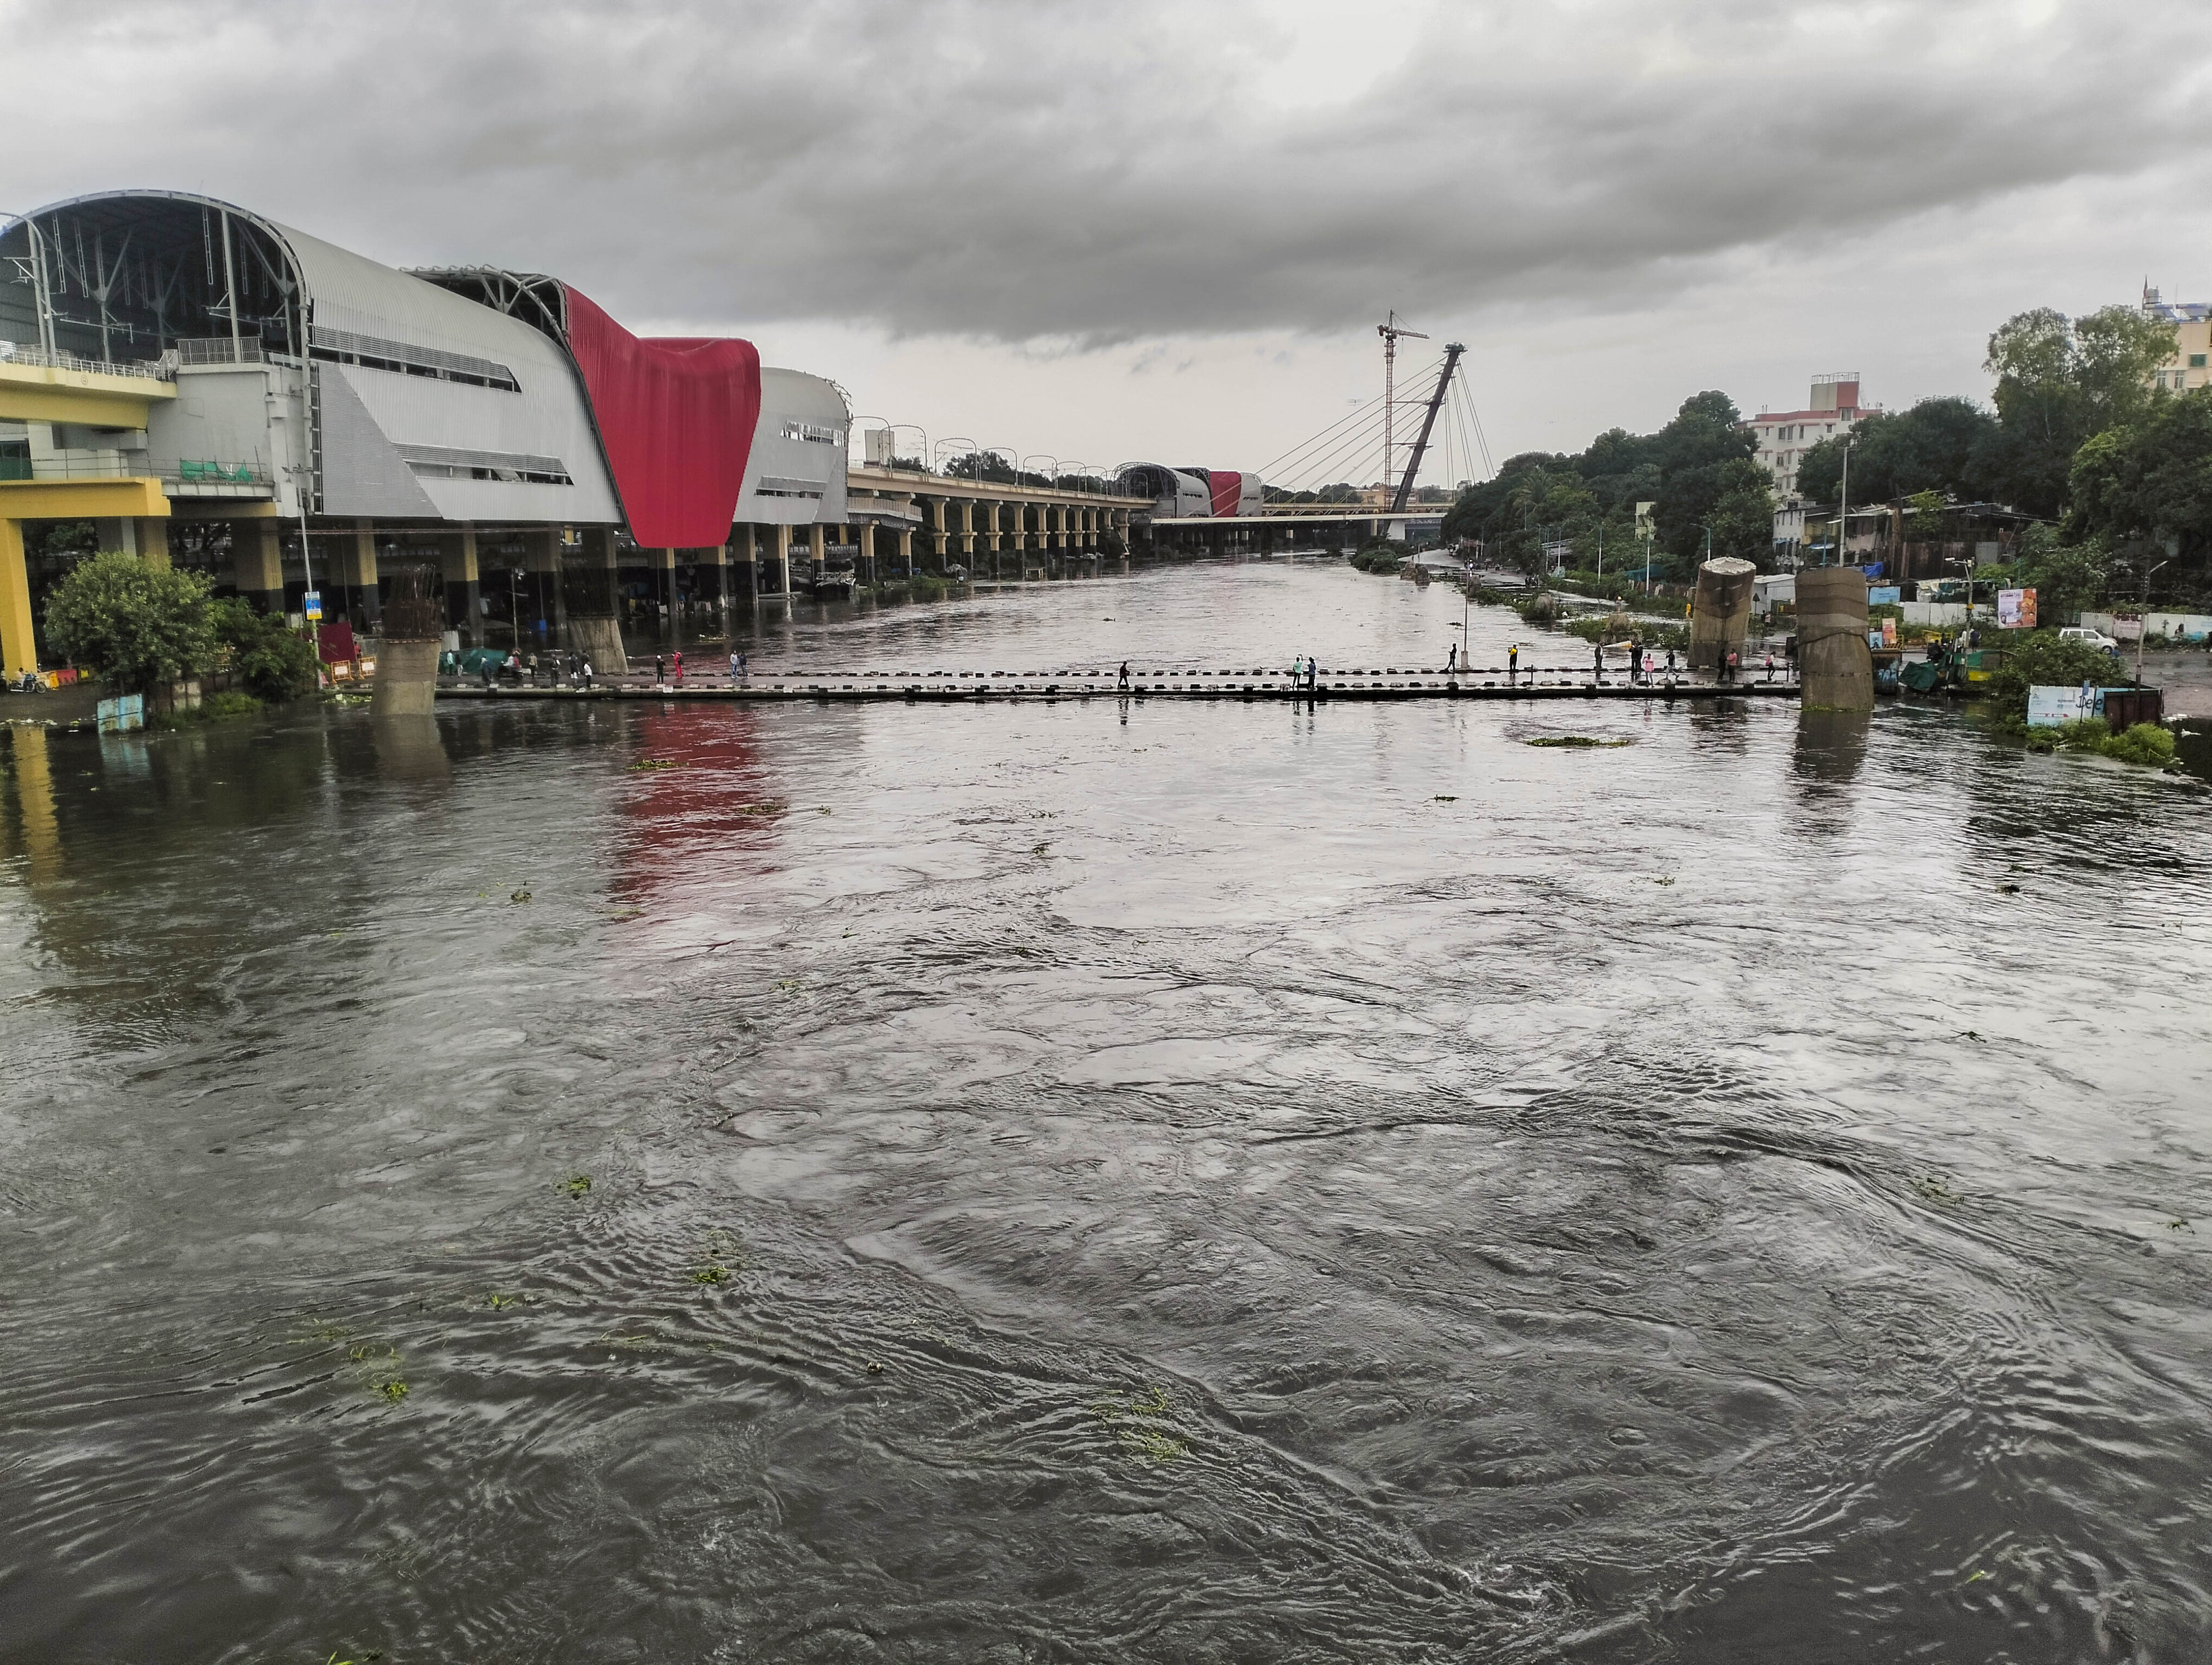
2009;523;2111;621
2067;387;2212;575
1980;305;2172;516
211;596;319;702
43;552;218;695
1795;397;2001;507
1704;464;1777;565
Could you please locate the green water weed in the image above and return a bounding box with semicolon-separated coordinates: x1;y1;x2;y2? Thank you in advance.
560;1173;591;1198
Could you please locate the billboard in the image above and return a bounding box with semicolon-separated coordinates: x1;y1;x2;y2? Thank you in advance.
2027;684;2095;728
1868;586;1901;605
1998;587;2037;628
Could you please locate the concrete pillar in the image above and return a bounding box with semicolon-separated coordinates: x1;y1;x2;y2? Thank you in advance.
525;529;566;646
347;521;382;629
776;529;793;595
702;542;730;617
445;527;483;647
858;522;876;588
806;523;827;591
898;526;914;577
0;516;35;678
231;518;286;614
731;524;758;598
135;518;171;570
987;502;1004;555
93;517;139;557
1797;566;1875;711
647;546;676;644
1688;556;1756;672
958;501;976;565
561;525;626;673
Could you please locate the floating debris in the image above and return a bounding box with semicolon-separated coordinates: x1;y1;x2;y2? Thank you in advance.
510;889;532;903
560;1173;591;1198
1433;794;1457;802
1526;735;1632;749
692;1264;731;1286
627;758;678;771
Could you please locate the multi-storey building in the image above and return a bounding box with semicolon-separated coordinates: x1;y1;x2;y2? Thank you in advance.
1746;374;1877;560
2140;286;2211;391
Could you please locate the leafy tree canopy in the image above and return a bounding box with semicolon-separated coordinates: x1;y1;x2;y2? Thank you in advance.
211;597;319;703
1794;397;2001;507
1441;393;1764;575
43;552;218;695
1979;305;2172;516
2067;386;2212;557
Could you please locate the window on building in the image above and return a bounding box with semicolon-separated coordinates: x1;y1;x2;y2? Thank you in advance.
2193;354;2207;369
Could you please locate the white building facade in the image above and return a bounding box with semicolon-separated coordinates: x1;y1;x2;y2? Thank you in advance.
1746;374;1877;562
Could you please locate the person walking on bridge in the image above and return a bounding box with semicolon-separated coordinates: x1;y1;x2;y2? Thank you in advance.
1592;642;1605;683
1118;661;1131;692
1446;642;1458;674
1508;643;1519;680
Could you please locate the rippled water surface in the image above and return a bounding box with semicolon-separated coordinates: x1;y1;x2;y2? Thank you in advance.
4;561;2210;1663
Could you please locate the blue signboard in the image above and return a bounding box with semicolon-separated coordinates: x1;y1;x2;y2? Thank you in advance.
1868;586;1901;605
302;591;323;621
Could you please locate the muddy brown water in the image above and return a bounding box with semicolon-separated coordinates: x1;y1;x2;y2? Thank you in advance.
3;560;2209;1663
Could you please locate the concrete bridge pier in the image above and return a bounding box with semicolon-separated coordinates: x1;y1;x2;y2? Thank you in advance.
1797;566;1875;710
1688;556;1756;671
372;564;442;716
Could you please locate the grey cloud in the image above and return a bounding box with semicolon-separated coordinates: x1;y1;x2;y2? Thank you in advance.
10;0;2211;344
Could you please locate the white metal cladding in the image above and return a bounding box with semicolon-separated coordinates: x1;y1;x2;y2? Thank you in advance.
265;219;621;522
1117;463;1211;518
734;368;848;526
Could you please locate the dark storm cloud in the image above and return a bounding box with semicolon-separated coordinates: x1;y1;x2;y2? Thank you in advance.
12;0;2210;341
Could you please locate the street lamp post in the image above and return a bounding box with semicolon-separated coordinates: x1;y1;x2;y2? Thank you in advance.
1834;437;1854;569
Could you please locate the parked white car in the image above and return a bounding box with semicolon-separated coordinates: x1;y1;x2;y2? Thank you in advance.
2059;626;2120;651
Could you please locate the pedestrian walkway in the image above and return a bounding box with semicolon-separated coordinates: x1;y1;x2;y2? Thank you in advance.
438;665;1799;704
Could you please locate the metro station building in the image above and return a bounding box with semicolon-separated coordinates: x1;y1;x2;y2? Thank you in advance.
0;190;861;676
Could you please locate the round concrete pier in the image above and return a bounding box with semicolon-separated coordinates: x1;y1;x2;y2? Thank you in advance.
1688;557;1757;671
1796;566;1875;711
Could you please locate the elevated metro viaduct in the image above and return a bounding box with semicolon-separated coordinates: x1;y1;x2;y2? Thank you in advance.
0;191;1134;679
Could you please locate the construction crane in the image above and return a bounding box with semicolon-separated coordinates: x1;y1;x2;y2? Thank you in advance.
1391;341;1465;515
1377;312;1428;502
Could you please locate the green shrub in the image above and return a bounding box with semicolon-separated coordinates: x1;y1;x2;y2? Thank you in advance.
1347;540;1409;575
2100;722;2177;767
1985;630;2130;725
212;597;319;702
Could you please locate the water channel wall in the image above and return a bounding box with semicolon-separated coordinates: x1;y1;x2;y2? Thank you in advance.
1688;557;1757;669
1797;566;1875;711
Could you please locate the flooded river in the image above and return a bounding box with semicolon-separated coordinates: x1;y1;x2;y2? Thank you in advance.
3;560;2209;1662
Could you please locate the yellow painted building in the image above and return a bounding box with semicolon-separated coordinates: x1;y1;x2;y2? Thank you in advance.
2141;287;2212;393
0;352;179;677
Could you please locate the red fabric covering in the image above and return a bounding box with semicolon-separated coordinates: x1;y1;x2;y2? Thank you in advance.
317;621;358;662
1207;470;1245;517
561;287;763;549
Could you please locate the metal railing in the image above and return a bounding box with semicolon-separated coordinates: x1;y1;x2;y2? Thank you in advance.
0;340;175;381
175;337;265;367
0;453;141;481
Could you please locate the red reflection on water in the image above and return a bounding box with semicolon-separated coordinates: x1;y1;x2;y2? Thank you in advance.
609;704;784;906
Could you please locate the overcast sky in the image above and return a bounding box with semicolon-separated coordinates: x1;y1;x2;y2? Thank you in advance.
9;0;2211;487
